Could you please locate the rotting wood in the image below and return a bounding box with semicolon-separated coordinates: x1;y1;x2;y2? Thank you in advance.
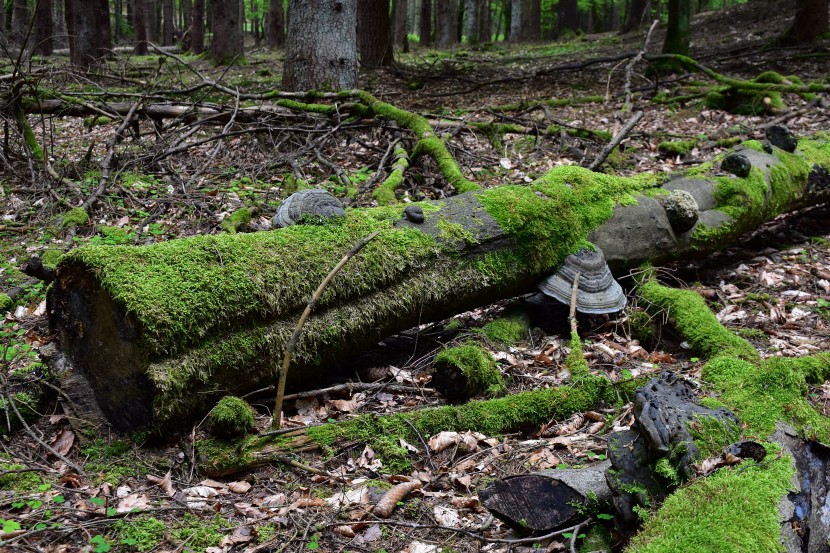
46;127;830;431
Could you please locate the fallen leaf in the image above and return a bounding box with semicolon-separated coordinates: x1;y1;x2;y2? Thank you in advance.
116;493;150;513
228;481;251;494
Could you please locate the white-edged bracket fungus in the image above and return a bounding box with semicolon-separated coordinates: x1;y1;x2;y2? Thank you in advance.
273;188;345;228
538;246;626;314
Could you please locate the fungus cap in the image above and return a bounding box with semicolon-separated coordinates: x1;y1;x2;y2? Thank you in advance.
538;247;626;314
273;189;345;228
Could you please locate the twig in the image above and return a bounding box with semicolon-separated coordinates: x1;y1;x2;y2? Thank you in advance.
622;20;660;113
569;272;581;336
0;374;84;474
569;517;592;553
271;230;381;428
587;110;643;171
280;381;437;402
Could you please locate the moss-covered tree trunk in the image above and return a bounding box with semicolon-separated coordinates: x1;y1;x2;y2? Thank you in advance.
47;129;830;431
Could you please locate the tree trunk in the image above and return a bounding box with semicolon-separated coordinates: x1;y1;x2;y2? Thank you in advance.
526;0;540;41
624;0;649;33
12;0;28;45
0;1;5;46
509;0;521;40
662;0;691;55
191;0;204;53
435;0;458;48
267;0;285;48
419;0;432;46
66;0;111;68
786;0;829;44
464;0;478;42
357;0;393;67
207;0;244;64
34;0;53;55
283;0;357;91
392;0;408;49
133;0;148;54
477;0;491;42
557;0;578;36
46;127;830;431
162;0;174;45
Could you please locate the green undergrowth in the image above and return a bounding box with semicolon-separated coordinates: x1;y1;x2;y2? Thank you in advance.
198;375;637;474
208;396;256;437
566;330;590;378
480;309;530;345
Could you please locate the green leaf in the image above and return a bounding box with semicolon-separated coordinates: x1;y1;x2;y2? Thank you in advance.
89;497;105;506
90;534;111;553
27;500;42;509
2;519;22;533
691;357;699;362
596;513;614;520
10;501;24;509
37;483;51;492
106;507;117;517
52;495;65;504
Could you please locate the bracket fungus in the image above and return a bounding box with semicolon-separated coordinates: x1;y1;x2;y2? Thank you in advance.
272;188;345;228
538;246;626;314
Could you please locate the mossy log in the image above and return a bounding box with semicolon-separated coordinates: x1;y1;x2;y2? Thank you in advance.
47;136;830;431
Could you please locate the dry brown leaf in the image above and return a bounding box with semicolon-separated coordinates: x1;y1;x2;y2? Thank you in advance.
50;429;75;456
228;481;252;494
116;493;150;513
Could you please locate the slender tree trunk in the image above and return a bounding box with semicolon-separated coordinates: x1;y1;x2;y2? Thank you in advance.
13;0;28;45
357;0;393;66
509;0;521;40
283;0;357;91
392;0;408;49
34;0;53;55
477;0;491;42
162;0;174;45
435;0;457;48
134;0;148;54
180;0;191;47
464;0;478;42
0;1;5;46
419;0;432;45
267;0;284;47
557;0;578;36
786;0;829;44
207;0;244;64
54;0;67;48
191;0;204;53
662;0;690;55
624;0;648;32
526;0;541;40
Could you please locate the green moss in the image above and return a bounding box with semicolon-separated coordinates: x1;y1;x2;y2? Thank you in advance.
113;516;166;552
481;310;529;345
170;513;230;550
580;525;612;553
687;415;741;459
208;396;256;437
219;207;252;233
61;207;89;228
0;457;43;490
0;293;11;311
84;116;113;129
200;375;623;475
637;276;759;362
94;226;133;245
658;140;697;156
653;457;679;486
627;309;655;346
628;453;793;552
566;330;590;379
436;219;479;246
434;342;506;398
39;249;64;269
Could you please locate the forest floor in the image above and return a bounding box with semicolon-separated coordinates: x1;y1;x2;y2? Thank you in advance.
1;0;830;551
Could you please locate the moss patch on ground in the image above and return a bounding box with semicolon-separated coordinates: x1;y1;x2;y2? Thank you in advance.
628;451;793;552
434;342;506;398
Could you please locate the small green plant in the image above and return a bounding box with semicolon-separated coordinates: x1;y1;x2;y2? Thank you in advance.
816;298;830;319
306;532;321;550
90;534;111;552
114;516;166;551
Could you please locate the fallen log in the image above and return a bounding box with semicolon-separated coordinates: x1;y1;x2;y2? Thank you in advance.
46;132;830;431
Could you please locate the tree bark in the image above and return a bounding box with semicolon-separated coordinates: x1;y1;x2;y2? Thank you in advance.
786;0;829;44
191;0;204;53
267;0;285;48
357;0;393;67
509;0;521;41
662;0;691;55
162;0;174;45
419;0;432;46
12;0;28;46
464;0;478;42
624;0;649;33
477;0;491;42
283;0;357;91
207;0;244;65
557;0;578;36
133;0;148;54
46;122;830;431
526;0;541;41
66;0;111;68
34;0;53;55
392;0;408;49
435;0;458;48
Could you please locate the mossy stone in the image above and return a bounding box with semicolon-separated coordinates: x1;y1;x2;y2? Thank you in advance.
61;207;89;228
720;153;751;178
432;342;506;400
765;124;798;153
662;189;699;233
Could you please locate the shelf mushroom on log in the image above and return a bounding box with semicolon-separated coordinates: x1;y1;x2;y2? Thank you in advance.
46;131;830;430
